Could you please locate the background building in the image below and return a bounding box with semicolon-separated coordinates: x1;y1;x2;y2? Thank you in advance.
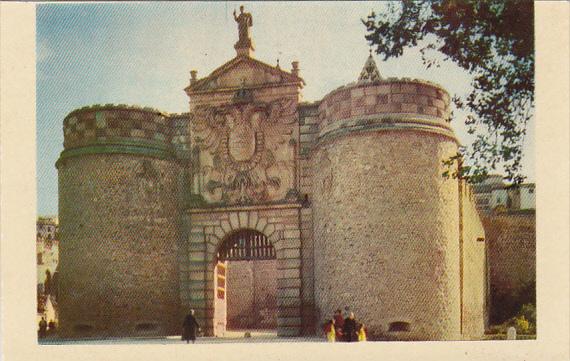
37;217;59;327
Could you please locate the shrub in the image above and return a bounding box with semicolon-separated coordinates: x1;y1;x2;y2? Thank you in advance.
488;303;536;335
489;281;535;325
518;303;536;334
519;304;536;325
514;315;530;334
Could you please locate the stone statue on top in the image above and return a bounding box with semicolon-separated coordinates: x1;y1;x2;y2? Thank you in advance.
233;5;254;55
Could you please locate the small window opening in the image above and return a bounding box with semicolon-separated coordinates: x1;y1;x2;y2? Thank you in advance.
388;321;411;332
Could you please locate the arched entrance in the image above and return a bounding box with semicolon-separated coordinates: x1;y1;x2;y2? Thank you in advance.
185;207;304;337
213;229;277;336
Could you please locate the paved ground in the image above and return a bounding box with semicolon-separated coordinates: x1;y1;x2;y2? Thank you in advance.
39;330;326;345
39;330;523;344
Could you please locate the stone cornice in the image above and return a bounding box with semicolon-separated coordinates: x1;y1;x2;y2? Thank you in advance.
188;202;302;214
56;142;175;169
313;115;459;152
186;80;302;96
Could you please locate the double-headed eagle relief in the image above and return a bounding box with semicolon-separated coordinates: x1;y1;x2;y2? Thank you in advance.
191;98;297;205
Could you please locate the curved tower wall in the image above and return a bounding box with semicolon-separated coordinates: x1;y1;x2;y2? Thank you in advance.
311;80;462;340
57;105;182;337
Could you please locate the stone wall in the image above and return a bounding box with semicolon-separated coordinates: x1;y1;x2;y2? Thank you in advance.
298;102;320;335
311;131;460;340
460;182;487;339
226;260;277;329
58;154;182;337
483;211;536;323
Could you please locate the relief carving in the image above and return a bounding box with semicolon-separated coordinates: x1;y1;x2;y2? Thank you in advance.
191;98;297;205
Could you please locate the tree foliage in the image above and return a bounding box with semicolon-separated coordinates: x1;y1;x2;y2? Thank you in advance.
363;0;534;183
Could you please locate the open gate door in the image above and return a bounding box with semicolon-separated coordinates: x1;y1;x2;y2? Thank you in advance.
213;261;227;336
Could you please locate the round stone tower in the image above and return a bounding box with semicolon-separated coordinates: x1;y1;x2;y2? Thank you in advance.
311;56;462;340
56;105;183;338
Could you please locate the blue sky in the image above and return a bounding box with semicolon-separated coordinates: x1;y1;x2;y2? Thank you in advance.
37;1;535;216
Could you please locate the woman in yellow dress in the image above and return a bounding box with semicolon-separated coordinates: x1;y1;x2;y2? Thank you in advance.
357;323;367;342
324;319;336;342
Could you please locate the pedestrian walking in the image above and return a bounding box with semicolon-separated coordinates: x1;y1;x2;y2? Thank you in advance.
342;312;358;342
182;309;201;344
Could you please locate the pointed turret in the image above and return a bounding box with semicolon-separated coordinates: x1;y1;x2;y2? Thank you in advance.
358;50;382;83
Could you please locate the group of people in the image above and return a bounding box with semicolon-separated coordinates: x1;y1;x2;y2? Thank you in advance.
41;308;366;342
37;317;56;338
323;309;367;342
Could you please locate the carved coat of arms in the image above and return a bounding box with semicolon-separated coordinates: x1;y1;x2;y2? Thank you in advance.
191;98;297;205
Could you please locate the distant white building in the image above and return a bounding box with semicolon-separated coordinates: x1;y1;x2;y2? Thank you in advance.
37;216;58;240
518;183;536;210
37;217;59;325
37;225;59;284
489;188;510;210
473;175;535;213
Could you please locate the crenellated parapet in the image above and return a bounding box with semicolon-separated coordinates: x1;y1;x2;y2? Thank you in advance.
58;104;175;166
316;77;455;147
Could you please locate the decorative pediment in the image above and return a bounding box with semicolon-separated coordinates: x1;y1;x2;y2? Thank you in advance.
185;56;304;95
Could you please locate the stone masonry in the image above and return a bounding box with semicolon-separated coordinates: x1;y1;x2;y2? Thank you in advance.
226;259;277;329
57;8;487;340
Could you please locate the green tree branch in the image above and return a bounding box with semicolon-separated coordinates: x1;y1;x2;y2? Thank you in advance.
364;0;534;183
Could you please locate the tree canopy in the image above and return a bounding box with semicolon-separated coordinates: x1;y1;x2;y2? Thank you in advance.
363;0;534;183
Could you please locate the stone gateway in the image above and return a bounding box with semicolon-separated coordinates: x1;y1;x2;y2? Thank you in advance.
56;8;487;341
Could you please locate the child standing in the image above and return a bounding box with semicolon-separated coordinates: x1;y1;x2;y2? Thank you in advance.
357;323;367;342
324;319;336;342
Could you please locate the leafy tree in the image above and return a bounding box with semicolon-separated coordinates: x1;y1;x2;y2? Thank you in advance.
363;0;534;183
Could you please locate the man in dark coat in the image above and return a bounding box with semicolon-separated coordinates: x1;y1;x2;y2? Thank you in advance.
342;312;358;342
38;317;47;338
182;309;201;344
